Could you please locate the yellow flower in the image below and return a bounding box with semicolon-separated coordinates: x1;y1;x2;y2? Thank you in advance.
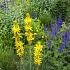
15;41;24;57
12;20;22;38
24;13;31;24
12;20;24;57
34;42;42;65
25;25;32;31
24;13;34;43
27;32;34;42
12;20;20;34
25;31;34;42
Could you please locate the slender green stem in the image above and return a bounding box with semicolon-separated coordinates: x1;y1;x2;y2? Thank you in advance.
30;46;31;70
20;57;25;70
29;41;32;70
36;65;39;70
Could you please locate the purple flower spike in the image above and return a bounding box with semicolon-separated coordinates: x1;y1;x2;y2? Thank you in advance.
58;31;69;53
56;18;63;32
50;23;56;37
51;27;56;37
62;32;68;44
67;31;70;40
56;18;62;28
44;24;47;34
58;43;65;53
50;18;62;38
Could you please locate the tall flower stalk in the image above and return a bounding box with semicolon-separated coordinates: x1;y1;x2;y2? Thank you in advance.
58;31;69;53
12;20;24;70
24;13;34;70
24;13;34;44
34;41;43;70
50;18;62;37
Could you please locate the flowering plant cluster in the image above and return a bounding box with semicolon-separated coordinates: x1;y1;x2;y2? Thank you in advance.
0;0;70;70
12;20;24;57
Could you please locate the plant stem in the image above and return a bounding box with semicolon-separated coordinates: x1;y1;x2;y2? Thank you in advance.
36;65;39;70
29;41;32;70
20;57;25;70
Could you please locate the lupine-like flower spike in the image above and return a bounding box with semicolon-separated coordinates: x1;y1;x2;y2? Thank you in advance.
34;42;43;65
58;31;69;53
12;20;24;57
67;31;70;40
50;18;62;37
50;23;56;37
56;18;63;32
56;18;62;28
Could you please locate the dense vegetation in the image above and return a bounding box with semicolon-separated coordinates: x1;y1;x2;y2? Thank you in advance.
0;0;70;70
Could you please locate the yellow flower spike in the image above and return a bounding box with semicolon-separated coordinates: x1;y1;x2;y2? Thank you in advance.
24;13;34;43
12;20;24;57
25;25;32;31
12;21;20;33
34;42;43;65
26;32;34;42
24;13;31;24
26;13;30;17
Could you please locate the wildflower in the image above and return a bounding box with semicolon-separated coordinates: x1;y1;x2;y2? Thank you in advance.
24;13;34;43
50;23;56;37
56;18;62;28
58;32;69;53
25;31;34;42
15;41;24;57
12;20;22;38
68;31;70;40
44;24;47;34
50;18;62;37
24;13;31;24
12;20;20;34
12;20;24;57
58;43;65;53
25;25;32;31
34;42;42;65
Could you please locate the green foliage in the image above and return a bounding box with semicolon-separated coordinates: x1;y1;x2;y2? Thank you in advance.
50;0;69;21
0;47;17;70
